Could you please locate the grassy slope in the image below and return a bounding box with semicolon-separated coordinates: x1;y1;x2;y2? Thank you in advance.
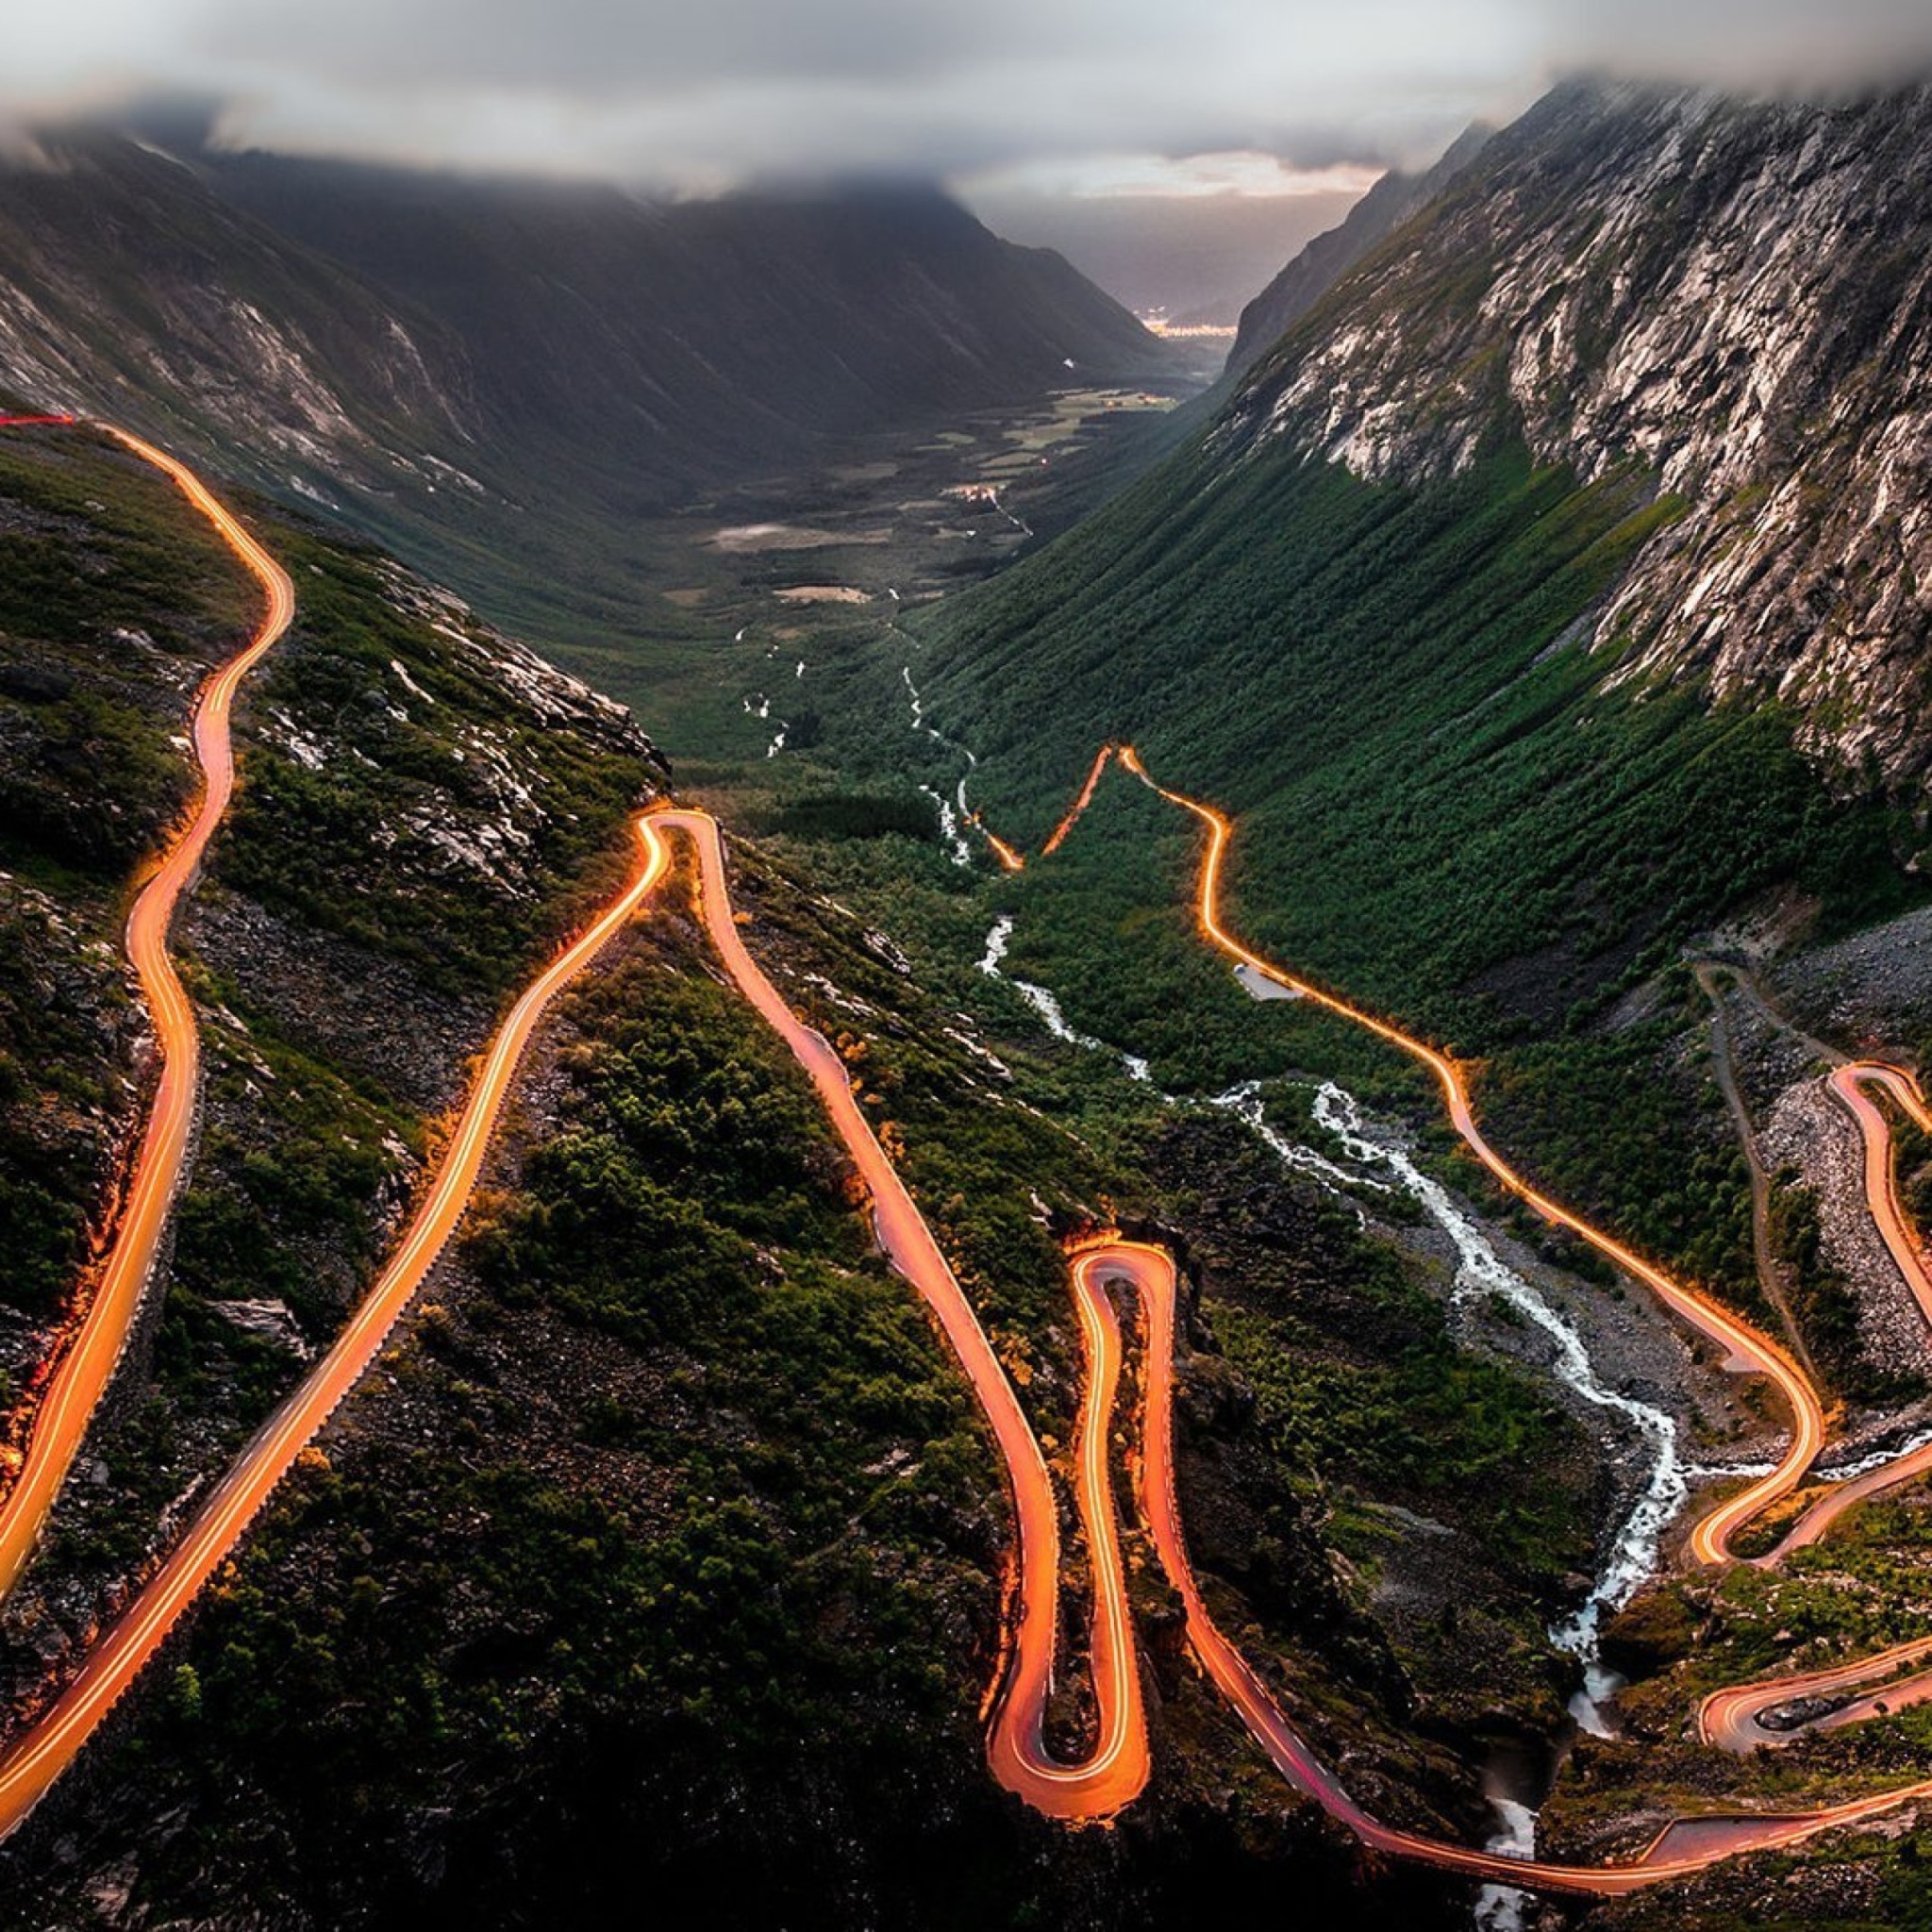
923;440;1907;1035
904;434;1917;1316
0;422;661;1737
0;421;253;1336
11;362;1916;1915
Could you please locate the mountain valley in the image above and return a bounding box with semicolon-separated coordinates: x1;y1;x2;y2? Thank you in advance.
6;62;1932;1932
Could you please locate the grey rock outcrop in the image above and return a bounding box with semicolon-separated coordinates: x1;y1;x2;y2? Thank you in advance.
1225;79;1932;793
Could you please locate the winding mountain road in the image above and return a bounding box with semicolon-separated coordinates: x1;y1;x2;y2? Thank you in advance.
630;793;1932;1892
0;816;675;1837
6;428;1932;1899
1701;1632;1932;1752
1088;1240;1845;1893
1831;1062;1932;1327
0;807;1152;1837
649;811;1147;1817
1732;1064;1932;1563
0;416;293;1602
1108;743;1823;1567
1012;745;1932;1890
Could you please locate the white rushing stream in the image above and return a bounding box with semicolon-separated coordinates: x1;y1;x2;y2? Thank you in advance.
905;664;1015;870
978;917;1151;1081
977;919;1687;1916
923;786;974;867
1270;1082;1688;1926
1473;1798;1539;1932
1305;1081;1686;1735
1208;1081;1390;1215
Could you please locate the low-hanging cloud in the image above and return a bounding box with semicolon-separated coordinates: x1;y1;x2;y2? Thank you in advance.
1557;0;1932;92
8;0;1538;179
7;0;1932;185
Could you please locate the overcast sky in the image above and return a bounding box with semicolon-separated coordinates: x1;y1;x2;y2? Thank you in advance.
9;0;1932;319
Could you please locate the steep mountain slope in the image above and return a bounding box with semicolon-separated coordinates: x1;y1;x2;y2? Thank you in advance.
208;155;1167;490
0;420;662;1679
919;77;1932;1045
1229;78;1932;790
888;78;1932;1424
0;136;474;501
21;75;1932;1932
0;122;1178;670
1224;125;1490;380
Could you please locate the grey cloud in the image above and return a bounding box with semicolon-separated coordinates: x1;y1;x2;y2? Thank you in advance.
187;0;1084;95
11;0;1539;178
1553;0;1932;88
7;0;1930;188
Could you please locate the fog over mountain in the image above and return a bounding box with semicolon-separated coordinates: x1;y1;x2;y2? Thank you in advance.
13;0;1932;173
10;1;1932;319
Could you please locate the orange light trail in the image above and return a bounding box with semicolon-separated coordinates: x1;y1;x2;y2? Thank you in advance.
1084;1234;1932;1895
654;774;1932;1890
1040;744;1116;857
985;830;1026;874
0;417;294;1603
0;486;1926;1898
1830;1062;1932;1326
1005;746;1932;1890
1747;1062;1932;1557
967;810;1026;874
1113;745;1819;1569
645;810;1145;1817
0;808;1156;1833
0;817;675;1837
1700;1629;1932;1752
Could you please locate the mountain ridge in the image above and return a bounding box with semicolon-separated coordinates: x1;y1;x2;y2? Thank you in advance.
1224;123;1491;380
0;120;1182;675
910;75;1930;1058
1224;76;1932;792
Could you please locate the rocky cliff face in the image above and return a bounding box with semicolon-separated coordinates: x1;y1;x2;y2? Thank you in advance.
0;132;478;496
1225;79;1932;796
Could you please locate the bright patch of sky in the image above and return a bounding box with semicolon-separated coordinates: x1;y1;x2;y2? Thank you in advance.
967;152;1384;203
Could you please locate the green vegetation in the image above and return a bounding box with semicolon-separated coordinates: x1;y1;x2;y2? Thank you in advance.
217;527;649;993
0;425;674;1816
1212;1256;1589;1583
0;427;260;1333
171;996;420;1333
1566;1485;1932;1883
917;441;1913;1047
0;882;132;1324
0;411;657;1376
9;237;1930;1925
22;803;1586;1925
753;789;941;844
0;425;248;878
1894;1114;1932;1236
1476;1012;1758;1315
467;954;873;1346
789;430;1919;1344
1142;1105;1595;1736
68;917;1020;1925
